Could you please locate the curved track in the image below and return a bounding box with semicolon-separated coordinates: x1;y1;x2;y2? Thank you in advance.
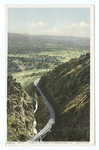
28;78;55;141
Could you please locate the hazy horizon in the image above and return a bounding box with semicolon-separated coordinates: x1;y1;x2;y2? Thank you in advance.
8;32;90;39
8;7;90;38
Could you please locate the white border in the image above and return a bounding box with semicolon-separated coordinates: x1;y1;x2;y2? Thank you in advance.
90;5;94;145
5;4;94;146
0;0;98;150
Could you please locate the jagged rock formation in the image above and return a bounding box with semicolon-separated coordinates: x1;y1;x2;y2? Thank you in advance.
7;75;35;141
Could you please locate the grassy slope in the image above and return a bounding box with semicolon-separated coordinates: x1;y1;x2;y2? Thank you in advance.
39;53;90;141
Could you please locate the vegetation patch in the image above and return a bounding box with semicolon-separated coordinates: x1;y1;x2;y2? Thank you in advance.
39;53;90;141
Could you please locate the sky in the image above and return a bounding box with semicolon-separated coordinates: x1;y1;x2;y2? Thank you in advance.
8;7;90;37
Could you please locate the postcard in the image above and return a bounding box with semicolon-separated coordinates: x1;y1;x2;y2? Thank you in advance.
5;5;94;146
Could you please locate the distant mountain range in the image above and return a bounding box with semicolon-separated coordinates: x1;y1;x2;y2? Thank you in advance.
8;33;90;44
8;33;90;54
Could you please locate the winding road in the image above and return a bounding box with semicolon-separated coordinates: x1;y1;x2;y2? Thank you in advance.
28;78;55;141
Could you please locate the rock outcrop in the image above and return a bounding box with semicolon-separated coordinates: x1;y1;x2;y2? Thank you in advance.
7;75;35;141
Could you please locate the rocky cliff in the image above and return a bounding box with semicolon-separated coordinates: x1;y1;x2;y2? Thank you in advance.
7;75;35;141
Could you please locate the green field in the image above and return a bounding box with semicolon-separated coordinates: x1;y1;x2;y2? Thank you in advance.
12;69;48;89
10;48;89;89
38;49;90;62
8;33;90;89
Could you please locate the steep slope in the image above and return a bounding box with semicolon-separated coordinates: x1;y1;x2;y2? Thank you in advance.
29;86;50;135
7;75;35;141
39;53;90;141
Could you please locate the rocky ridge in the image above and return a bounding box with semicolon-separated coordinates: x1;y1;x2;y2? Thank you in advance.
7;75;35;141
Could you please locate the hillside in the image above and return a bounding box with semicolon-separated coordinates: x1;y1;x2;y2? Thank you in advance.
7;75;35;141
39;53;90;141
8;33;90;89
8;33;90;54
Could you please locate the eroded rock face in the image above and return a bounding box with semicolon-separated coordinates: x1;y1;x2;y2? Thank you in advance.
7;76;35;141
